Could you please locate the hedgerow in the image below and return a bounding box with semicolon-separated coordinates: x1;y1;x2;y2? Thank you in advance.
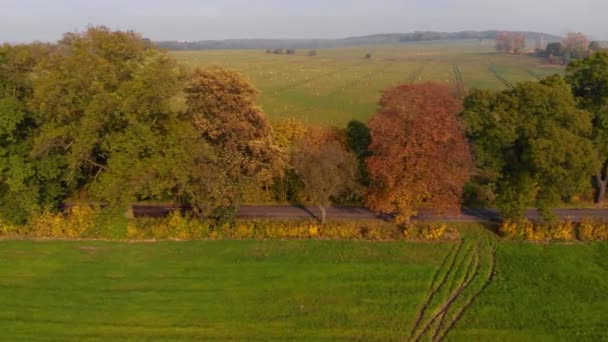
498;219;608;242
0;208;456;242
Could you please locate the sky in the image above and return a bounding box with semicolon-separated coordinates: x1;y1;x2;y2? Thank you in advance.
0;0;605;43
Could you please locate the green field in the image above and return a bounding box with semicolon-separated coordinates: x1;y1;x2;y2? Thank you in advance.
1;226;607;341
172;41;564;125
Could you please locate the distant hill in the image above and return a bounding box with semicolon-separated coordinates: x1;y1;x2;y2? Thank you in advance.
156;30;562;51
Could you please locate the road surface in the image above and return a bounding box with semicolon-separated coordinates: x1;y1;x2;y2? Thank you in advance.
128;205;608;222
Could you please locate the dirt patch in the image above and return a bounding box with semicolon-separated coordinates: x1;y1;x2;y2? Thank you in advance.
77;246;106;252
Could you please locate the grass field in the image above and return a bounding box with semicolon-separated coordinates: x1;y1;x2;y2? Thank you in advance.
171;41;564;125
1;225;607;341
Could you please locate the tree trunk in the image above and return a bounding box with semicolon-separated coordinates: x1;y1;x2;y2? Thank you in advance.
595;160;608;207
318;205;327;226
596;174;608;207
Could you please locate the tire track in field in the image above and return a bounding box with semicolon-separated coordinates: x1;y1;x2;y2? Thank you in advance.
407;241;497;342
271;61;368;94
412;244;481;341
488;63;514;89
434;247;497;341
453;64;465;97
408;241;464;338
408;64;426;83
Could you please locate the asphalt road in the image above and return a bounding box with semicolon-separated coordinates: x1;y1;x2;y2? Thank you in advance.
129;205;608;222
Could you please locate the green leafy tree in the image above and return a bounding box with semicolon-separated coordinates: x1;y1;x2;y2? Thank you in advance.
0;43;66;223
566;52;608;205
346;120;372;187
0;26;185;223
29;26;183;195
463;76;599;221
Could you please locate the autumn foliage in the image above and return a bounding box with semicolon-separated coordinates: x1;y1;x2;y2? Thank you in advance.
366;83;472;224
495;32;526;54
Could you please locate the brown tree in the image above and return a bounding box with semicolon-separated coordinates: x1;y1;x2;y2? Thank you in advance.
366;83;472;224
563;32;590;59
292;127;360;225
495;32;526;54
184;67;285;217
185;67;284;181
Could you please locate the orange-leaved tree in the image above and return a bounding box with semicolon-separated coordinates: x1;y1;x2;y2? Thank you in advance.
366;82;472;224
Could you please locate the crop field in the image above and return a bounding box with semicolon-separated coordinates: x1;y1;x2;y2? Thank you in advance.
1;225;607;340
172;41;564;125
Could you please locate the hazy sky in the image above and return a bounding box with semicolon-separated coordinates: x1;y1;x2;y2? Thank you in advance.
0;0;605;43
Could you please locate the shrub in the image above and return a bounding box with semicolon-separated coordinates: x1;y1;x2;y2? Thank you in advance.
404;223;452;241
549;221;576;241
0;220;18;236
577;221;596;241
28;206;97;238
498;220;521;239
4;208;459;242
499;219;608;242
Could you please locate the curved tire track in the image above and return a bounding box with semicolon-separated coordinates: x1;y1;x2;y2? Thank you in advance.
435;246;497;341
488;63;514;89
408;241;497;342
409;241;464;340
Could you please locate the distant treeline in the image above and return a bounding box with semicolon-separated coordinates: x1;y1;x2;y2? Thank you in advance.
156;30;562;51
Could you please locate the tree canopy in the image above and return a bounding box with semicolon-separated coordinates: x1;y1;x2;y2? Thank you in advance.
566;51;608;204
292;127;360;225
463;75;598;221
367;83;471;224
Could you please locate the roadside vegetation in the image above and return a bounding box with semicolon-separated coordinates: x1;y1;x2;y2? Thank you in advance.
3;26;608;233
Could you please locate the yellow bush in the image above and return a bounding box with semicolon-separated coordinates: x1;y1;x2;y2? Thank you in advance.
498;221;520;239
126;222;142;239
27;206;97;238
0;220;18;236
523;222;547;242
550;221;575;241
498;219;608;242
403;223;450;241
423;224;448;240
593;223;608;241
308;224;320;238
577;221;596;241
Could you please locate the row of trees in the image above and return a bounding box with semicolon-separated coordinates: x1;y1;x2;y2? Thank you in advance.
0;27;290;224
542;33;606;64
265;48;297;55
495;32;527;54
3;27;608;226
0;27;473;226
496;31;605;64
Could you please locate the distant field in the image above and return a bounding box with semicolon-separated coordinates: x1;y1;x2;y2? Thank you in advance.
171;41;564;125
1;225;607;340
